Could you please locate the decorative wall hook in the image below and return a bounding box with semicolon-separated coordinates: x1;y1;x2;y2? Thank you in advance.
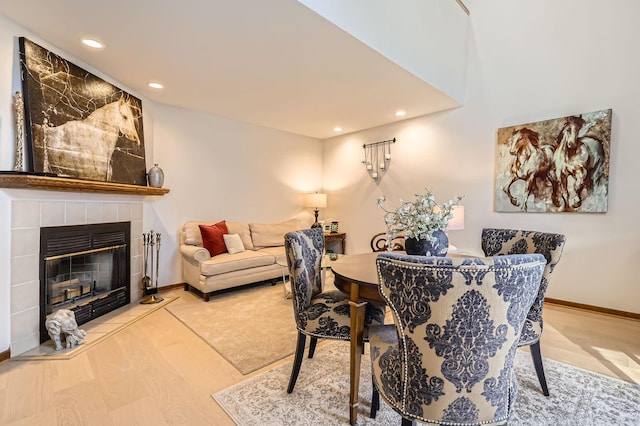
362;138;395;180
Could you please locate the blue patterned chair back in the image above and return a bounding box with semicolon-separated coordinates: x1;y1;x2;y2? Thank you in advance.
284;228;325;330
481;228;566;345
373;252;546;424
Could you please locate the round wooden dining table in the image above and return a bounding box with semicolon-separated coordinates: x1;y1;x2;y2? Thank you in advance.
330;251;470;425
330;252;383;425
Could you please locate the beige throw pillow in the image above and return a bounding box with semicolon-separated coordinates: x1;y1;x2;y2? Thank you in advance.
223;233;245;254
250;219;300;247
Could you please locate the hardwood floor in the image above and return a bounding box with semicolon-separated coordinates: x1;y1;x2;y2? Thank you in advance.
0;287;638;425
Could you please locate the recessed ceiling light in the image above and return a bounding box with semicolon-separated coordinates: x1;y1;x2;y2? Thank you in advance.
395;111;406;117
333;127;342;132
81;38;104;49
148;82;164;89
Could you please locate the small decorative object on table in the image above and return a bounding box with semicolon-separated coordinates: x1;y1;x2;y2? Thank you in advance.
330;221;339;233
148;163;165;188
377;189;463;256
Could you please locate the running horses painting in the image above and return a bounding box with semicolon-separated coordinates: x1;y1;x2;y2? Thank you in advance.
552;116;606;210
503;127;555;211
19;37;147;185
495;109;611;212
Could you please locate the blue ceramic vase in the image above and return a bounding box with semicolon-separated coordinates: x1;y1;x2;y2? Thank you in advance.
405;229;448;256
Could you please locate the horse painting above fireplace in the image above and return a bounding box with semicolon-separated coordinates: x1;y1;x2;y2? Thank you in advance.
18;37;147;185
495;109;611;213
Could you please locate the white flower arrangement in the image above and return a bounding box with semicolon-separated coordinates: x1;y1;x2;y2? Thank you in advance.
376;189;463;245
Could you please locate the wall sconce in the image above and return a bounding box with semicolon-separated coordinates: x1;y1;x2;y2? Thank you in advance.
362;138;395;180
304;192;327;228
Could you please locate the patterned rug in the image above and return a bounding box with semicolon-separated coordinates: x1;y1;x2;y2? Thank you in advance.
213;342;640;425
165;283;298;374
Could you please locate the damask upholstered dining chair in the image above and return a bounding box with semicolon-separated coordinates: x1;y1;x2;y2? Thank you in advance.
369;252;546;426
481;228;566;396
283;228;385;393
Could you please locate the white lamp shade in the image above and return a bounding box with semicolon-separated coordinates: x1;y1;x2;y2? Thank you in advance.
304;193;327;208
446;205;465;231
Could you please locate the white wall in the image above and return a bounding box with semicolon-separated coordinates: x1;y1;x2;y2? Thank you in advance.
323;0;640;314
136;103;323;287
298;0;468;103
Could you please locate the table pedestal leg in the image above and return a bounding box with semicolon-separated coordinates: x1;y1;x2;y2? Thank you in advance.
349;299;367;425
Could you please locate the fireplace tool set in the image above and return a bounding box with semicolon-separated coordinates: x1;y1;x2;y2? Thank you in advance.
140;231;164;304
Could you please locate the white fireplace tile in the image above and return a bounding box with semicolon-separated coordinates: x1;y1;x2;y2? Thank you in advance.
132;203;143;221
11;280;39;313
118;203;132;221
11;254;38;286
40;202;66;227
102;203;119;222
131;271;142;296
131;227;143;255
65;202;87;225
11;332;41;357
131;284;142;302
11;200;40;228
11;306;40;340
86;202;104;223
131;255;141;277
11;228;39;257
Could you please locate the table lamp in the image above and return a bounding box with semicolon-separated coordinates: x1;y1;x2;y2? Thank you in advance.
446;205;465;252
304;192;327;228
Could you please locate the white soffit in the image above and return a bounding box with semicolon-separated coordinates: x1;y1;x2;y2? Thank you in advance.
298;0;469;104
0;0;461;139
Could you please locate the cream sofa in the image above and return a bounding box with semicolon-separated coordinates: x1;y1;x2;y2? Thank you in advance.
179;218;304;301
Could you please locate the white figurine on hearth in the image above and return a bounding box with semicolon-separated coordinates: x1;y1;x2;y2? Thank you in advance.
45;309;87;350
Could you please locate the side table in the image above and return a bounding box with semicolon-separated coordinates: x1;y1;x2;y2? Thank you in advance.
324;232;346;254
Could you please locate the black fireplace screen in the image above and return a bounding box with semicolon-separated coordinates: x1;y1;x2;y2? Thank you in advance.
40;222;130;343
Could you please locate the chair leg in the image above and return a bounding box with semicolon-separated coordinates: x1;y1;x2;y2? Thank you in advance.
370;379;380;418
530;341;550;396
308;336;318;358
401;417;415;426
287;332;307;393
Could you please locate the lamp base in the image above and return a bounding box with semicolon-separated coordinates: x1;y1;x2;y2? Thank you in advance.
310;208;321;229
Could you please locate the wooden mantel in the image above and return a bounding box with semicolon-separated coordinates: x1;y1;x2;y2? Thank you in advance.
0;174;170;195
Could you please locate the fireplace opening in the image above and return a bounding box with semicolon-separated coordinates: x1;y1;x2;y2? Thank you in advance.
40;222;131;343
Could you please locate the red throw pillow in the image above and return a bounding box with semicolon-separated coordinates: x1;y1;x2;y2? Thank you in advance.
199;221;229;256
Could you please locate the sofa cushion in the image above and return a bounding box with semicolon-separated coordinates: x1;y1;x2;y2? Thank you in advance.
223;233;245;254
256;246;287;266
183;221;208;246
200;250;276;276
226;222;254;250
199;222;228;256
250;219;300;248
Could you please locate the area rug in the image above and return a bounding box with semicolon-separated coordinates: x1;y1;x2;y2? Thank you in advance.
165;283;297;374
213;342;640;425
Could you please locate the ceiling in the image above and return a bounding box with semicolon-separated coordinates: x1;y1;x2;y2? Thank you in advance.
0;0;460;139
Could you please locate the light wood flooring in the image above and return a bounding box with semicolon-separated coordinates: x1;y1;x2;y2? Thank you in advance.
0;286;638;425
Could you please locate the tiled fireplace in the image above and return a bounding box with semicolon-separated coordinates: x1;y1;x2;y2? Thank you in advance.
9;197;143;355
39;221;131;343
